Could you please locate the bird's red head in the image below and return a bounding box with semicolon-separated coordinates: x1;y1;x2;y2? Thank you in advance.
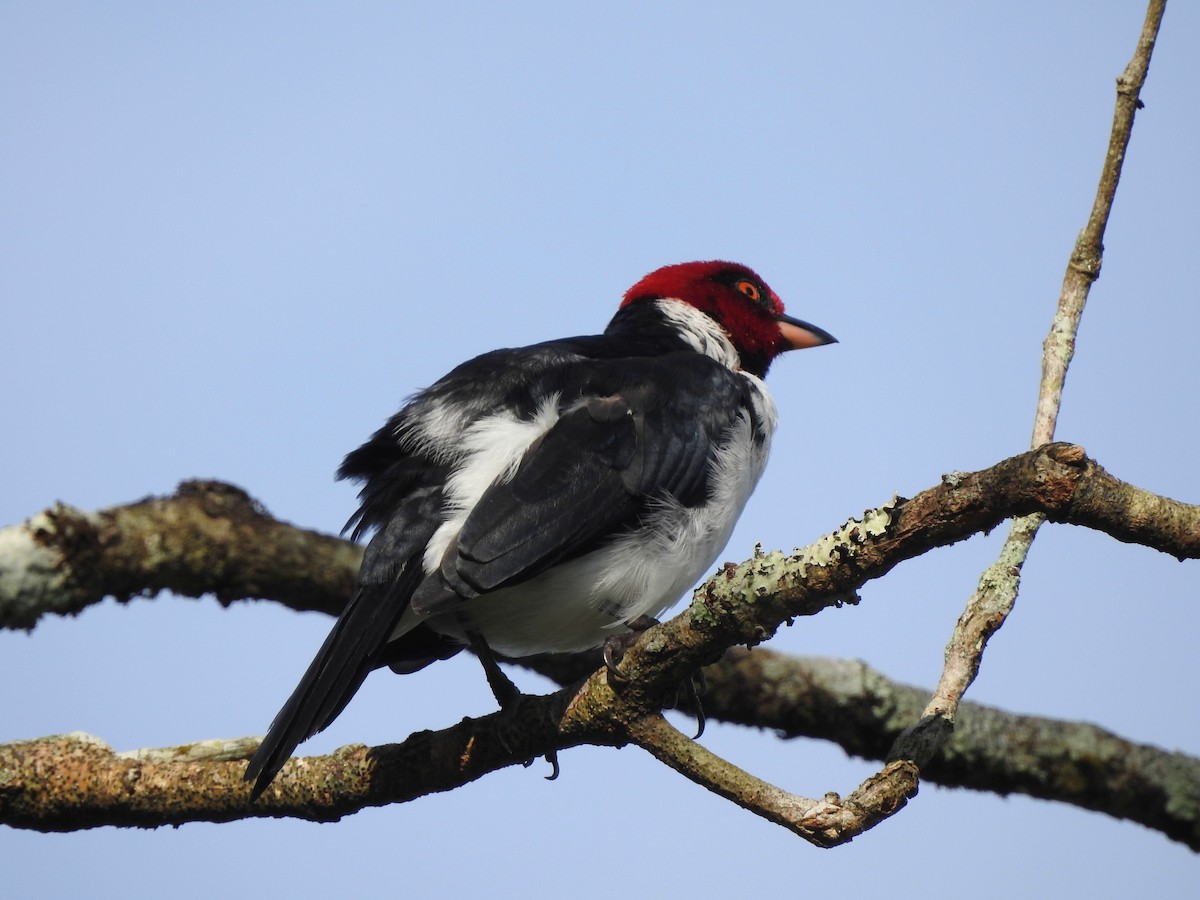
621;260;835;376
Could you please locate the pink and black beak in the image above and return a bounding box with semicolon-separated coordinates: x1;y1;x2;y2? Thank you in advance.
776;312;837;351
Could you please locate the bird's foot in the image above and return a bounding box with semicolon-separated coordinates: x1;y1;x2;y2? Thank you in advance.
603;615;707;738
523;749;561;781
602;615;660;681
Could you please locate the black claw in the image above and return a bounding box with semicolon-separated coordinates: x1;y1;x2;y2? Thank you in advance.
682;670;707;738
602;636;627;681
603;615;662;682
691;700;706;739
523;751;560;779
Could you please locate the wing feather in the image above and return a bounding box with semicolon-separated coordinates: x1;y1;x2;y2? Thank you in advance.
447;354;750;596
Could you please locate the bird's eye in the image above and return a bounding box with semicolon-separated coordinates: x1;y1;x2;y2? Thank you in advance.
735;280;761;302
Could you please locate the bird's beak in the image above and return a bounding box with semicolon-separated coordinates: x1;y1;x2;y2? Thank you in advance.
776;313;837;350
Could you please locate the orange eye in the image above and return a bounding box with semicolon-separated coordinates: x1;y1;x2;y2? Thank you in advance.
735;280;761;302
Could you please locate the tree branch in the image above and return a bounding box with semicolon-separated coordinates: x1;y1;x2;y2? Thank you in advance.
626;712;919;848
0;480;359;630
702;650;1200;851
2;444;1197;845
1034;0;1164;444
523;644;1200;853
0;691;589;830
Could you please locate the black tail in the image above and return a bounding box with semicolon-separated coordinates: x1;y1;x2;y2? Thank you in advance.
244;564;423;800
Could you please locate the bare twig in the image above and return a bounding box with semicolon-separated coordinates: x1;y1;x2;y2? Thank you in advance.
1034;0;1165;443
900;0;1168;760
627;712;918;847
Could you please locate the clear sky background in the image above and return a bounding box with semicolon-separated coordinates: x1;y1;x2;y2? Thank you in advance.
3;3;1198;897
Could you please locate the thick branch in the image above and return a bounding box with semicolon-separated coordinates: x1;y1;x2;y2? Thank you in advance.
8;647;1196;849
0;692;593;830
633;444;1200;695
0;480;360;630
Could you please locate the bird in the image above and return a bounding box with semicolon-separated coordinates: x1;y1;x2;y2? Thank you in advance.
244;260;835;798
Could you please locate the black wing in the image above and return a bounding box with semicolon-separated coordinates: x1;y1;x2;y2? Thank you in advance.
431;352;757;602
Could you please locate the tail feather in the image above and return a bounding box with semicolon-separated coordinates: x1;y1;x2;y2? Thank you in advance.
244;564;423;800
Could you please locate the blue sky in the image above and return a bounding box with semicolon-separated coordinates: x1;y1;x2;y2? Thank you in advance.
3;3;1198;897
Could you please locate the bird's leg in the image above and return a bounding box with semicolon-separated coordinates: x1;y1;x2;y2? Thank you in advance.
465;628;521;709
463;627;561;778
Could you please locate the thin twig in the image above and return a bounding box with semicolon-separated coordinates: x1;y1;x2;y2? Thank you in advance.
627;713;919;848
905;0;1167;746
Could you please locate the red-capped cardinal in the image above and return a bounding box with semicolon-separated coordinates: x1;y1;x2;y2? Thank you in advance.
245;260;835;797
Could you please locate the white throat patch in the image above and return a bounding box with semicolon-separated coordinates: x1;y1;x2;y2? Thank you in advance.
655;299;740;370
